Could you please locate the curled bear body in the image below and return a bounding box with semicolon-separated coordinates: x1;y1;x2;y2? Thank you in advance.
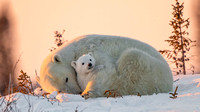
39;34;173;98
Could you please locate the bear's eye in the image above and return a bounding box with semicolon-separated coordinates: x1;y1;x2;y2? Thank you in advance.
82;63;84;65
54;56;60;63
90;59;92;61
66;77;68;83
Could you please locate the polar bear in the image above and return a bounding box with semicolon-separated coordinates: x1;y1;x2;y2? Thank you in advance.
39;34;173;98
71;52;104;91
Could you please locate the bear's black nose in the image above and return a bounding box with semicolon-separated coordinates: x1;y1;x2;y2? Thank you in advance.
66;77;68;83
88;63;92;67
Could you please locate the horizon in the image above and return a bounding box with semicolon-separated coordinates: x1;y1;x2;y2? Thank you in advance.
0;0;199;81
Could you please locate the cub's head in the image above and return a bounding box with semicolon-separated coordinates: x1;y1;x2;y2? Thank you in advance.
71;52;95;74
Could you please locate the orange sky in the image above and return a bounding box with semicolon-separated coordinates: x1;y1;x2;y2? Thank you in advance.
0;0;198;78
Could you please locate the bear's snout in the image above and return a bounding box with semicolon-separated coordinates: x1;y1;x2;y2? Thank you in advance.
88;63;92;67
88;63;93;69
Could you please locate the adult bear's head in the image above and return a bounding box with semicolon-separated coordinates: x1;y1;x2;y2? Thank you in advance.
39;43;82;94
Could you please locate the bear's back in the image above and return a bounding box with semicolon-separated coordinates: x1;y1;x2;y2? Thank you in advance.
70;34;165;62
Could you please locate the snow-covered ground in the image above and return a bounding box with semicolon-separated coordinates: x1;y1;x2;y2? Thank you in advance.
0;75;200;112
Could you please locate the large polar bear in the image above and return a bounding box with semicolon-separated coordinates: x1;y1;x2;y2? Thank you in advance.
38;34;173;98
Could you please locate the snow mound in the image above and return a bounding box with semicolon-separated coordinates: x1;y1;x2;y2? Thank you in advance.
0;75;200;112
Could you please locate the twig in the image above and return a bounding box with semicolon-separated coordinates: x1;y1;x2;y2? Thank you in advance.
75;106;78;112
104;90;123;98
173;79;179;82
137;92;142;97
169;86;178;99
23;94;32;112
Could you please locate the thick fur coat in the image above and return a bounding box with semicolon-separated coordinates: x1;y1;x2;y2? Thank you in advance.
71;52;104;91
38;35;173;98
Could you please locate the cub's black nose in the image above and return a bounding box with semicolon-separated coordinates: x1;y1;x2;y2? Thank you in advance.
88;63;92;67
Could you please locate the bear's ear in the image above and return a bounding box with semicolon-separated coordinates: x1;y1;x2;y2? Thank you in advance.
88;52;93;57
53;54;62;63
71;61;76;68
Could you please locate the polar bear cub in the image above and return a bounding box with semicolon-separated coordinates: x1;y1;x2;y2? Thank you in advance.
71;52;104;91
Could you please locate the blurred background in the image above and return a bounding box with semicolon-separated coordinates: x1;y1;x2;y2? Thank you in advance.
0;0;199;95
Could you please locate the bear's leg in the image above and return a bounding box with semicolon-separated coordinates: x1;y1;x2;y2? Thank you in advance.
81;66;117;99
116;48;173;95
117;48;152;83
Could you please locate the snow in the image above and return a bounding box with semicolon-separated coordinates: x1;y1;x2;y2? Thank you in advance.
0;75;200;112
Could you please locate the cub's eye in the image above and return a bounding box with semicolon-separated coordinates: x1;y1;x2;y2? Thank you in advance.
82;63;84;65
90;59;92;61
66;77;68;83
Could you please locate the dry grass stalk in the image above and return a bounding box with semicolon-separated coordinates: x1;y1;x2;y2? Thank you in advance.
169;86;178;99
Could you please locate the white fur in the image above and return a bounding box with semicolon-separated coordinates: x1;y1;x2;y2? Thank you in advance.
71;52;104;91
39;34;173;98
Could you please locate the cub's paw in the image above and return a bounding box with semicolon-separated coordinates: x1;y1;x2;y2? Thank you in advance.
81;91;95;99
98;65;105;69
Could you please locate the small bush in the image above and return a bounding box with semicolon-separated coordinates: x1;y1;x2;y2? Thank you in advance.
12;70;34;95
50;30;67;52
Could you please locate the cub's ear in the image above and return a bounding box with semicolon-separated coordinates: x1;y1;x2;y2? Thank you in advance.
71;61;76;68
52;54;62;63
88;52;93;57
